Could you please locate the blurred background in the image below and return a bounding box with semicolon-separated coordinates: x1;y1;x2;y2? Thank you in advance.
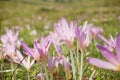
0;0;120;43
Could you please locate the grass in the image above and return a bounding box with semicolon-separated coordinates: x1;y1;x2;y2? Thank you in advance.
0;0;120;80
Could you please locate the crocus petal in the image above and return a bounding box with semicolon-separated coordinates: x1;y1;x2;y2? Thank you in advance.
96;44;120;66
87;58;118;71
33;40;40;57
116;33;120;61
16;50;24;60
21;41;32;56
48;57;55;74
98;34;110;45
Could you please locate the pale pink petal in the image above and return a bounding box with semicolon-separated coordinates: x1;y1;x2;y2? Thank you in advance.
87;58;117;70
48;57;55;73
21;41;32;56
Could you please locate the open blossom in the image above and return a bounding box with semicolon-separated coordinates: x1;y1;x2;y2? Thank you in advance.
98;34;116;51
0;29;21;58
87;33;120;71
13;50;35;71
36;36;51;61
75;21;92;51
54;18;77;48
21;41;40;62
1;29;18;46
22;36;51;62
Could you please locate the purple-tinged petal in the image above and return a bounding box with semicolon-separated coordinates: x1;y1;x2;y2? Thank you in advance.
75;26;81;43
116;33;120;61
98;34;110;45
21;41;32;56
34;40;40;56
48;57;55;74
96;44;120;66
86;58;118;71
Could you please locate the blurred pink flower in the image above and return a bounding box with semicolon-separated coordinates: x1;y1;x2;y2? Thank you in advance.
1;29;18;46
87;33;120;71
0;29;20;59
48;57;56;74
89;26;103;38
21;41;40;62
30;29;37;36
22;36;51;62
26;24;30;30
75;21;91;51
13;50;35;71
36;36;51;61
54;18;77;48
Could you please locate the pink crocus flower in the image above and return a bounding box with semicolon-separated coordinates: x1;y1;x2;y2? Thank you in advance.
87;33;120;71
0;29;20;58
36;36;51;61
21;36;51;62
13;50;35;71
54;18;77;48
21;41;40;62
1;29;18;46
75;21;92;51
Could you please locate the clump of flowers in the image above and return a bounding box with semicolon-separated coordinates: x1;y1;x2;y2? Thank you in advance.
3;17;120;80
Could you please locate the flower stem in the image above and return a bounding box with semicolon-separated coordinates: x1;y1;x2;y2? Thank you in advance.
44;64;49;80
27;71;30;80
42;61;49;80
1;58;4;79
89;70;96;80
79;49;84;80
11;61;15;80
70;50;76;80
50;73;53;80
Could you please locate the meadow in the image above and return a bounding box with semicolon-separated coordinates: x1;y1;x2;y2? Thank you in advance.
0;0;120;80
